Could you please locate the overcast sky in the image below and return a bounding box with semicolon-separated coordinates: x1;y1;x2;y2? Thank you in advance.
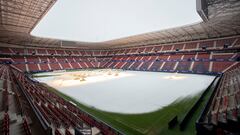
31;0;201;42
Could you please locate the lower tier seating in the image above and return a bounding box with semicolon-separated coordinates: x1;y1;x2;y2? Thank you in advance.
197;63;240;134
1;64;122;135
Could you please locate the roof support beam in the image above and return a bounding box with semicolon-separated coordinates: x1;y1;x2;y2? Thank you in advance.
1;8;39;19
0;23;32;29
29;0;57;33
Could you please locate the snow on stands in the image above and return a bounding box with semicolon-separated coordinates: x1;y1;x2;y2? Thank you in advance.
35;70;215;114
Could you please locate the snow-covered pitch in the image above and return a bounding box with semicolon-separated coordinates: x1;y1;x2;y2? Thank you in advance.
35;70;215;114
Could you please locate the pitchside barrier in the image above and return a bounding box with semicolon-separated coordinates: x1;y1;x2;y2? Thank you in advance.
179;76;219;131
168;116;178;129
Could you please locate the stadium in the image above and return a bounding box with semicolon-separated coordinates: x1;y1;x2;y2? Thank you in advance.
0;0;240;135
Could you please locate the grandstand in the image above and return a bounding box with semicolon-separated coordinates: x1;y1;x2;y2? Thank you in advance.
196;63;240;134
0;0;240;135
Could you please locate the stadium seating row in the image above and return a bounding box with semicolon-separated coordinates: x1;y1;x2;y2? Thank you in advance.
197;63;240;134
0;36;239;75
2;113;9;135
0;65;34;135
0;36;239;56
9;65;121;135
2;51;237;74
23;118;32;135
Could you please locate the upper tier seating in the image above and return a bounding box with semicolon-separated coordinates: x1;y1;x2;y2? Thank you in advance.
3;51;239;74
1;36;239;57
0;36;239;74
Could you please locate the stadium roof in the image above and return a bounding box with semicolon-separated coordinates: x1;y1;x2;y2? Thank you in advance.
0;0;240;49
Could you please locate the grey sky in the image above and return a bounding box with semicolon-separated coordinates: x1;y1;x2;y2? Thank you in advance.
31;0;201;42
